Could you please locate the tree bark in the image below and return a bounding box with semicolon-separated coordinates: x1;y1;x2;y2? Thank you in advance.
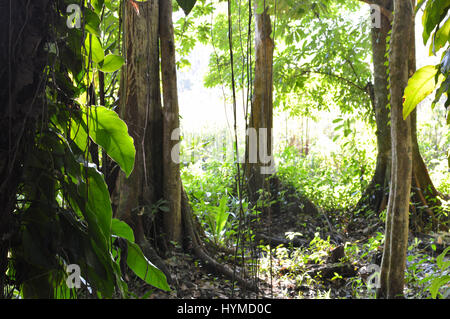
378;0;413;299
160;0;182;244
357;0;392;214
245;4;275;203
117;0;164;248
358;1;442;233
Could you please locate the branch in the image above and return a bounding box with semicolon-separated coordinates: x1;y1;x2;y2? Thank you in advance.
297;69;367;93
343;56;360;81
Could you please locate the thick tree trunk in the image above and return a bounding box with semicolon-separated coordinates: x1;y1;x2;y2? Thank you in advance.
117;0;165;249
245;4;275;203
358;1;442;232
116;0;175;281
378;0;413;299
160;0;182;244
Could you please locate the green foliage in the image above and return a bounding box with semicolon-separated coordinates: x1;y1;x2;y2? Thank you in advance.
71;105;136;177
99;54;125;73
422;0;450;46
84;34;105;64
4;0;169;299
403;65;444;119
110;219;170;292
181;158;236;244
213;196;231;244
173;0;215;69
421;246;450;298
125;241;171;292
276;139;374;212
274;1;372;117
404;0;450;118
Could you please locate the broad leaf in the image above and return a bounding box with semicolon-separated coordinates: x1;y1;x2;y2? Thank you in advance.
126;241;171;292
83;35;104;64
81;164;113;250
111;218;135;242
436;246;450;271
423;0;450;45
433;17;450;54
74;106;136;177
403;65;444;119
84;8;101;37
99;54;125;73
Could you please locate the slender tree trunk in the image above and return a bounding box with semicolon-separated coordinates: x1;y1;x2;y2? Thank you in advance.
160;0;182;244
357;0;392;214
378;0;413;299
245;4;275;202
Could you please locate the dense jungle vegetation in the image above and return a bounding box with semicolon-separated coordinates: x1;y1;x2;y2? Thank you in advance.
0;0;449;301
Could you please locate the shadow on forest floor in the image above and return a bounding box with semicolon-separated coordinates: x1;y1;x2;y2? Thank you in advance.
127;186;449;299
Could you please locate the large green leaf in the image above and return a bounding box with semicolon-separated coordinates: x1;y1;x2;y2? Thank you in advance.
99;54;125;73
126;241;171;292
67;164;113;253
73;106;135;177
110;218;170;292
403;65;444;119
84;8;101;37
111;218;135;242
84;165;113;245
433;17;450;54
423;0;450;45
60;143;117;297
83;35;104;64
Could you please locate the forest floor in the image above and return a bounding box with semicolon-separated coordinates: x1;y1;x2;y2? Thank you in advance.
128;188;450;299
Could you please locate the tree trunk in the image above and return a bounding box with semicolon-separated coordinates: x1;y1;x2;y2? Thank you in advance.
378;0;413;299
245;4;275;203
117;0;165;249
407;15;441;230
117;0;266;291
160;0;182;244
0;0;51;298
357;0;392;214
358;1;442;233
